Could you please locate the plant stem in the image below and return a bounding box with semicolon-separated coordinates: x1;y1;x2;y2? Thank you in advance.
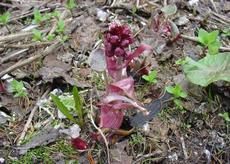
103;71;109;87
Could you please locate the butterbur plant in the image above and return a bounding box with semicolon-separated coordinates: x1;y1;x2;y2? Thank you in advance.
166;84;187;109
197;28;220;55
142;70;157;84
89;23;152;129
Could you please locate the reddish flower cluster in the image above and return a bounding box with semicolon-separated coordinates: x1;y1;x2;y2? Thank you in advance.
104;23;133;59
97;23;152;129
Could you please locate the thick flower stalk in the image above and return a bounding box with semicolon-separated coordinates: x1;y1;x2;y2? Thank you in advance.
99;23;151;129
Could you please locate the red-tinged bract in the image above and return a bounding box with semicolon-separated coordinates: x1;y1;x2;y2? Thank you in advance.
71;137;88;150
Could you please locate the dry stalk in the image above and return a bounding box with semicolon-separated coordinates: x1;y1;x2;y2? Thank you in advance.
89;89;111;164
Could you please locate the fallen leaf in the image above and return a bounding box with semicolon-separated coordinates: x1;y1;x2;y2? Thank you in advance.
88;48;106;72
110;141;133;164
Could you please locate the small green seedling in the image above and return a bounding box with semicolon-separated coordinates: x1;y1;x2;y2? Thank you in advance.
0;12;10;25
44;10;61;20
33;9;43;24
197;28;220;55
142;70;157;84
46;34;55;41
129;132;145;145
51;86;84;127
222;28;230;37
51;10;61;18
0;12;11;32
66;0;77;10
218;112;230;122
9;79;28;98
32;29;43;41
166;84;187;109
175;58;187;65
56;19;65;33
166;84;187;98
60;35;69;44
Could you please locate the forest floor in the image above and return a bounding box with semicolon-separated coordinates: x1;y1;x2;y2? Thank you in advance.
0;0;229;163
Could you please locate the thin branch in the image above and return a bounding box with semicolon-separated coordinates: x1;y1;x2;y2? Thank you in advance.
0;41;61;77
180;136;188;160
0;41;55;49
0;29;49;43
0;48;29;64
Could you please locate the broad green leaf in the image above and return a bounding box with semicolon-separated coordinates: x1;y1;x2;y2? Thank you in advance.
51;94;77;123
198;29;209;45
183;53;230;87
198;29;219;45
161;4;177;16
208;30;219;43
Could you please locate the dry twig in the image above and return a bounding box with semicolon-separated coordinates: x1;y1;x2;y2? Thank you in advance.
0;48;29;64
0;41;61;77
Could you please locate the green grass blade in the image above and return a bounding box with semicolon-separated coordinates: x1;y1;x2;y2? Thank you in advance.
72;86;83;126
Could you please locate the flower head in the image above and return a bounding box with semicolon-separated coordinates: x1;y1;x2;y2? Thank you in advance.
104;23;134;59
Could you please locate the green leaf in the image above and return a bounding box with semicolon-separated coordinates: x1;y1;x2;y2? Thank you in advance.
56;19;65;33
32;29;42;41
51;10;61;18
47;34;55;41
58;95;75;110
173;98;183;109
66;0;77;10
0;12;10;24
175;58;187;65
208;41;220;55
166;84;187;98
9;79;27;97
33;9;43;24
183;53;230;87
218;112;230;122
51;94;77;123
222;28;230;37
198;28;219;45
161;4;177;16
142;70;157;84
72;86;83;127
